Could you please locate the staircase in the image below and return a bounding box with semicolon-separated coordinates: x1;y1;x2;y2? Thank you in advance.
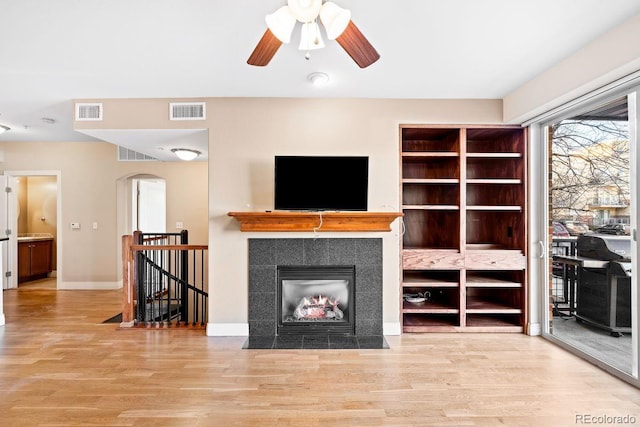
121;230;208;328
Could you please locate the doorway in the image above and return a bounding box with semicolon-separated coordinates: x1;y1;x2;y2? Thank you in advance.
537;91;639;383
1;171;61;290
115;174;167;285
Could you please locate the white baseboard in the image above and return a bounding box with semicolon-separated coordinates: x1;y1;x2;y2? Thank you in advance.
528;322;542;336
59;281;122;290
206;323;249;337
0;313;5;326
383;322;402;336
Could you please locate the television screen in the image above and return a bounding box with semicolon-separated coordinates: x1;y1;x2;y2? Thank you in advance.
274;156;369;211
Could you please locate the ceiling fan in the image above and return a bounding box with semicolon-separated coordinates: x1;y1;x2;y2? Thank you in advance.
247;0;380;68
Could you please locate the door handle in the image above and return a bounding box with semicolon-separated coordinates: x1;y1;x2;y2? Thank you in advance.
538;241;545;259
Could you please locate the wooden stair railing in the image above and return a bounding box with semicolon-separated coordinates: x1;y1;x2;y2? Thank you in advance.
121;231;208;329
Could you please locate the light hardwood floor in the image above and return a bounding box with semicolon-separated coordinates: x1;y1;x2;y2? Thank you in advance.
1;283;640;427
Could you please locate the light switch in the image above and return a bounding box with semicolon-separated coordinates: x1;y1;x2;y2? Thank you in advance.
70;222;80;229
92;222;98;230
176;222;184;229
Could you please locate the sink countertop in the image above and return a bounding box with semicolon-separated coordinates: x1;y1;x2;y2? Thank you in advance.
17;233;54;241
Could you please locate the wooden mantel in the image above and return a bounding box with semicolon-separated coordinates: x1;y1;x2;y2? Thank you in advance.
228;211;403;232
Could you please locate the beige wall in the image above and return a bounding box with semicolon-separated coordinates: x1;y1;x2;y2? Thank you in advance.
504;13;640;123
0;141;208;286
71;96;503;332
205;97;503;334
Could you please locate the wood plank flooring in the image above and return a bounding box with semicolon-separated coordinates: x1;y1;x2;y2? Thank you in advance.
1;283;640;426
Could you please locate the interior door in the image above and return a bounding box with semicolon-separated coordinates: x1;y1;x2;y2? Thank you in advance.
0;175;18;289
134;178;166;233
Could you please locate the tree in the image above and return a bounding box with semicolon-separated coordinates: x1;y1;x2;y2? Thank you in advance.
551;119;629;223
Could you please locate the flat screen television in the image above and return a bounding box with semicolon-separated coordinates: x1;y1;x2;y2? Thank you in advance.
274;156;368;211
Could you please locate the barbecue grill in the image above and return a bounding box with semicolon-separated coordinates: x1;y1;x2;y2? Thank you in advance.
574;234;631;336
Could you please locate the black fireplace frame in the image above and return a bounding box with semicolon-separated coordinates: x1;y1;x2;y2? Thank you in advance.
247;238;384;341
277;265;356;336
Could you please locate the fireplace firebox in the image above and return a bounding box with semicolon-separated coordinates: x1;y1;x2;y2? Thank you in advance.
245;238;387;349
278;266;355;336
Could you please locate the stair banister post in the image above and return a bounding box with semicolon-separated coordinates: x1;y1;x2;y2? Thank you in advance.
121;234;135;325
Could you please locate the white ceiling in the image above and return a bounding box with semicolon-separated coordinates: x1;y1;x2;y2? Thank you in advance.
0;0;639;160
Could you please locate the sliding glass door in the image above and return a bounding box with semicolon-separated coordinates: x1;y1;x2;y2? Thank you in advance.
537;89;639;384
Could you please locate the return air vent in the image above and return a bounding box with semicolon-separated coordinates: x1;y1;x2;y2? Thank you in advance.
75;103;103;121
170;102;206;120
118;146;157;162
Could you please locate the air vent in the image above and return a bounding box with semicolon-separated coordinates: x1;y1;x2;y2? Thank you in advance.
170;102;206;120
118;146;157;162
75;103;103;121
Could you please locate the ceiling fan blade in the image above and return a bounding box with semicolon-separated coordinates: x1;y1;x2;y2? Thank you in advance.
247;28;283;66
335;20;380;68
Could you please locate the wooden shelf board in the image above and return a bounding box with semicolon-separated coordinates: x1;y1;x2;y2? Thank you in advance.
466;205;522;211
402;315;460;330
228;211;403;232
403;204;459;211
403;325;462;333
466;179;521;184
403;178;459;184
461;325;524;333
403;308;459;314
403;248;460;252
465;315;524;330
466;299;522;313
466;281;522;288
402;152;459;158
467;153;522;158
403;281;459;288
466;274;522;287
403;301;459;313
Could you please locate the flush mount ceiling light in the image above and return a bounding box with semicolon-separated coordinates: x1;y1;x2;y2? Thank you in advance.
307;71;329;85
248;0;380;68
171;148;201;161
0;125;10;134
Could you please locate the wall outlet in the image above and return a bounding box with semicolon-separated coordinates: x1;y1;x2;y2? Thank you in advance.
70;222;80;229
92;222;98;230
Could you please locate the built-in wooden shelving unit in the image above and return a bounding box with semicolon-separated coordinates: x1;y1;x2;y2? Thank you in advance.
228;211;403;232
400;124;528;333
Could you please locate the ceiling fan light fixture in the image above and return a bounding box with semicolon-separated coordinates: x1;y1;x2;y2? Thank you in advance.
298;21;325;51
307;72;329;86
265;6;296;43
319;2;351;39
171;148;201;161
0;125;9;134
287;0;322;22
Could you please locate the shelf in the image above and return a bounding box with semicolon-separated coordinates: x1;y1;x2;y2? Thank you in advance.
401;124;526;334
403;270;460;287
466;153;522;158
403;204;459;211
402;300;459;313
466;205;521;211
403;178;460;184
403;281;459;288
402;313;460;331
227;211;403;232
402;152;458;158
466;299;522;314
466;270;523;288
465;314;523;331
466;179;521;184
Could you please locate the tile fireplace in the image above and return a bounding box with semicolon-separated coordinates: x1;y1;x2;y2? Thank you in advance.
244;238;388;349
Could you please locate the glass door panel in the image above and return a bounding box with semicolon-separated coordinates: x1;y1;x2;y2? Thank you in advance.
548;96;635;375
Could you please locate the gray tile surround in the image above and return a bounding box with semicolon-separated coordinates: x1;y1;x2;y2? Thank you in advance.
248;238;383;338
